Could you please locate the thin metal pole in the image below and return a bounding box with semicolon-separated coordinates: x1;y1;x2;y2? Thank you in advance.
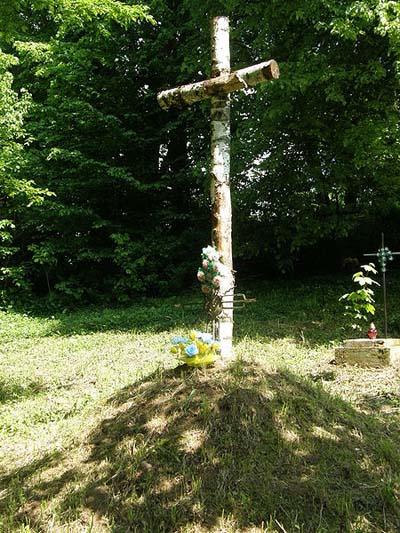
381;233;388;338
383;269;388;338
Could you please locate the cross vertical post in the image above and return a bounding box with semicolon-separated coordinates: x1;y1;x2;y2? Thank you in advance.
210;16;234;358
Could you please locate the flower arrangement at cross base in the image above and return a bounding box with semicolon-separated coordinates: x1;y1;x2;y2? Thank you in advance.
197;245;230;321
171;331;220;367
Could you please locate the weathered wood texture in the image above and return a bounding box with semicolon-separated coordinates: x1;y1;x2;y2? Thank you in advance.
335;338;400;367
210;16;234;358
157;60;279;110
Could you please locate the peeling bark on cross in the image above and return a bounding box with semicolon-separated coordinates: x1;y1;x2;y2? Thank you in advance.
157;17;279;359
157;60;279;110
209;16;233;358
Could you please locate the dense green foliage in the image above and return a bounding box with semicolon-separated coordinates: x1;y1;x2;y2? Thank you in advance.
0;0;399;303
0;48;52;298
340;263;379;330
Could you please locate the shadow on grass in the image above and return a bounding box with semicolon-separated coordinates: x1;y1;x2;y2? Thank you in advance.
0;379;45;405
4;362;400;532
359;391;400;415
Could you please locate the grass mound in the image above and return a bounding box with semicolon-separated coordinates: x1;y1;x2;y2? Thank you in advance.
1;276;400;531
2;361;400;532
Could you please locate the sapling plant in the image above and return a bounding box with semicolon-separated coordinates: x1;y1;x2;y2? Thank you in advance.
339;263;380;332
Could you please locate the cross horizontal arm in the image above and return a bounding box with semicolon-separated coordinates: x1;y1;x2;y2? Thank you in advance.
364;252;400;256
157;59;279;110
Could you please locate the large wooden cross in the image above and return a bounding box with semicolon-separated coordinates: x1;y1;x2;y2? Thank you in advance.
157;17;279;358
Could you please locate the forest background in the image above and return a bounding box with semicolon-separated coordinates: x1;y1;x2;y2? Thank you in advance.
1;0;399;306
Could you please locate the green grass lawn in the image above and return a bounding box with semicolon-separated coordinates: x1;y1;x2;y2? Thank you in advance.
1;276;400;532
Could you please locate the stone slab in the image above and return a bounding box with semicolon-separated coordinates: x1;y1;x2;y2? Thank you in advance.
343;338;400;348
335;338;400;367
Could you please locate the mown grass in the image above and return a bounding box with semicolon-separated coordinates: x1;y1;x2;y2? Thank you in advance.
0;275;400;532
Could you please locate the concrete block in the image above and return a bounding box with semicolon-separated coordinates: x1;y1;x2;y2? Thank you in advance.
335;338;400;367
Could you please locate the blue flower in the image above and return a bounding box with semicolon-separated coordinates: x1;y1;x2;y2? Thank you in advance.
200;333;213;344
172;336;189;345
184;343;199;357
